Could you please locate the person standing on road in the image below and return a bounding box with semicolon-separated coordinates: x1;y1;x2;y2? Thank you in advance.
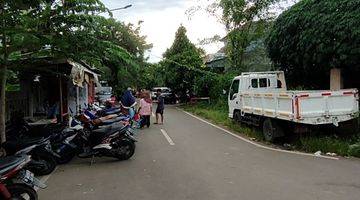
138;91;152;128
154;89;164;125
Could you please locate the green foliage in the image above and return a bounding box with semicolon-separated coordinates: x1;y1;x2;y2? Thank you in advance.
161;25;204;98
194;73;234;100
1;0;151;93
267;0;360;88
220;0;277;70
348;143;360;157
137;63;165;90
0;0;151;141
185;102;360;158
299;136;350;156
182;101;264;140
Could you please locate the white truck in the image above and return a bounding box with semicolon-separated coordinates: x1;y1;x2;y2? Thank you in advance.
228;71;359;141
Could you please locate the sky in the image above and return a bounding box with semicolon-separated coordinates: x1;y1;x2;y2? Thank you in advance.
101;0;297;63
101;0;226;63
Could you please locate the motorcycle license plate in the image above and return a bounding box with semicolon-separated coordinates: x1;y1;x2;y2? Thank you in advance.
20;170;47;189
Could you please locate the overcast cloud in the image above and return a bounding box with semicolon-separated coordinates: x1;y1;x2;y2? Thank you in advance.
101;0;297;63
101;0;226;63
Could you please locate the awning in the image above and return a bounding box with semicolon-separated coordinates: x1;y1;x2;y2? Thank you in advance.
68;60;100;87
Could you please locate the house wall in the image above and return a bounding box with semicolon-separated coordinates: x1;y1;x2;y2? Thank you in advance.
67;80;89;115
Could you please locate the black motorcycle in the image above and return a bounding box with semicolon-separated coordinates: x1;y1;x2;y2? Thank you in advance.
78;123;137;161
50;126;84;164
2;137;58;176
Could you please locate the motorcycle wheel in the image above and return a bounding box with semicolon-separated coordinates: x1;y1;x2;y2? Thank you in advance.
56;150;76;164
115;141;135;161
7;183;38;200
30;152;57;176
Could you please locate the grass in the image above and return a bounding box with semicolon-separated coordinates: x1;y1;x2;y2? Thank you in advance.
182;101;264;141
182;101;360;158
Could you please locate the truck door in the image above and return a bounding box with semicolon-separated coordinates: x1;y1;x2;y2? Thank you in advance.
228;79;240;118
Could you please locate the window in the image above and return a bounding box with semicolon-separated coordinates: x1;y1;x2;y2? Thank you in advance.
259;78;268;88
251;79;258;88
229;80;239;100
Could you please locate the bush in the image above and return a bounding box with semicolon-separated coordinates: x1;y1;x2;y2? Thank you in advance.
194;73;234;101
348;143;360;157
267;0;360;89
299;136;350;156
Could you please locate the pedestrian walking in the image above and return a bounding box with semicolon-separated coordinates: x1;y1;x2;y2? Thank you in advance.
138;90;152;128
154;89;164;125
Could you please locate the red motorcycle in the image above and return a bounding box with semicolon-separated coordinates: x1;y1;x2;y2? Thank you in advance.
0;155;46;200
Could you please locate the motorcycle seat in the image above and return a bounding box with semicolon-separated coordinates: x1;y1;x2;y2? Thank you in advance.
101;118;121;125
18;137;47;146
110;124;127;133
98;124;126;133
0;155;26;175
92;126;112;134
105;108;121;115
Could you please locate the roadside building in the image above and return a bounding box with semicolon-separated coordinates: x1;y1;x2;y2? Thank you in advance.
6;58;100;122
204;53;228;73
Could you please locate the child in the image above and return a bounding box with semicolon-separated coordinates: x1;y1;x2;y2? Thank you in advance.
138;91;152;128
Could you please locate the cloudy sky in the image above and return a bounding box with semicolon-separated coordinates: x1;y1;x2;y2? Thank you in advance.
101;0;226;63
101;0;297;63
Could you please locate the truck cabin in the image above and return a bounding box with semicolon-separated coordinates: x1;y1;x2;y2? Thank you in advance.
229;71;287;99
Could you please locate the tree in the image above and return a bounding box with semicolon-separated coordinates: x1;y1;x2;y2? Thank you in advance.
219;0;279;70
0;0;137;143
161;25;203;99
96;20;152;94
266;0;360;89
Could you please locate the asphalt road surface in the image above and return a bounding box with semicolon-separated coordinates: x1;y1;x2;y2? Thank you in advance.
39;106;360;200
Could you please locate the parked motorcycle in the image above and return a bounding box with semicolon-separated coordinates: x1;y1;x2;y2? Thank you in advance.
0;155;46;200
50;126;84;164
78;123;137;161
2;137;58;176
78;110;130;129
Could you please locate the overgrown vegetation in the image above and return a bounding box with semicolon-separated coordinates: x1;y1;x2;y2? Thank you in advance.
0;0;151;143
183;101;360;158
182;101;263;140
266;0;360;89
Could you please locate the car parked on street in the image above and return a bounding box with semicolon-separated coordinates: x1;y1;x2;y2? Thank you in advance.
151;87;178;104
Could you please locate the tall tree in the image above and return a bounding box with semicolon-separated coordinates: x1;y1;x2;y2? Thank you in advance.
0;0;137;143
219;0;279;70
161;25;203;98
266;0;360;89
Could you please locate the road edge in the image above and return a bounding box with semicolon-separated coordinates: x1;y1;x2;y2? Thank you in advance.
176;107;339;161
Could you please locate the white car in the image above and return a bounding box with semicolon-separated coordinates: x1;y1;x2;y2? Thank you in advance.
151;87;172;100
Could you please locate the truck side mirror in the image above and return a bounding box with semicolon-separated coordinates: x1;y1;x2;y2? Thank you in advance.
232;93;237;100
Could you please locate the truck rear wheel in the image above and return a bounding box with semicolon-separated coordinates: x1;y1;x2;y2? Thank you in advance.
262;118;284;142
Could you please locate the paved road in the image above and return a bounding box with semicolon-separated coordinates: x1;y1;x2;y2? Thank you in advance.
39;106;360;200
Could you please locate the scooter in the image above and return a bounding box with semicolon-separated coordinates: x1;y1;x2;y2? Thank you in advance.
0;155;46;200
78;123;137;162
2;137;58;176
78;109;130;129
50;125;84;164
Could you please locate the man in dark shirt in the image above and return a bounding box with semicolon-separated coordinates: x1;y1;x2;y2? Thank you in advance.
154;89;164;124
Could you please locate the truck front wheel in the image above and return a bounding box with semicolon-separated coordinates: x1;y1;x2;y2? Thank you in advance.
233;110;242;122
262;118;284;142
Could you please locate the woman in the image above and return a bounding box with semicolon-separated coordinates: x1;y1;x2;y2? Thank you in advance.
138;91;152;128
